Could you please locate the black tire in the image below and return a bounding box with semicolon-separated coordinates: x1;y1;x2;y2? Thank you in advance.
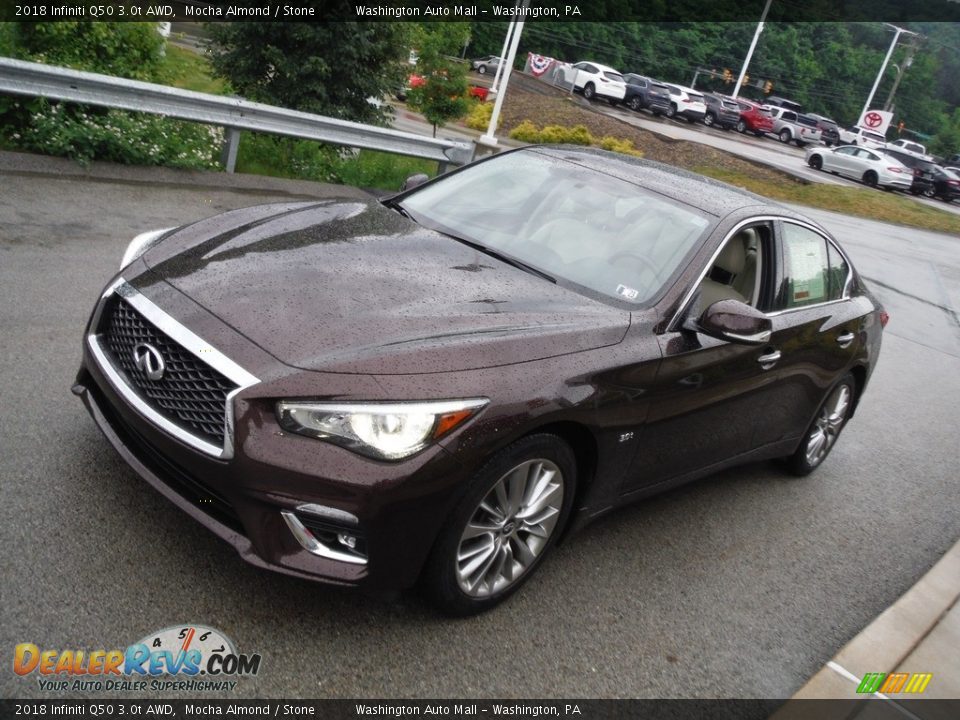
478;66;487;75
779;129;791;143
421;434;577;616
862;171;878;188
704;112;715;127
666;103;677;119
809;155;823;170
783;374;856;476
583;83;596;100
626;96;642;111
736;120;747;133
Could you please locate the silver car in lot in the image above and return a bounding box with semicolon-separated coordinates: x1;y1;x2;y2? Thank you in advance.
805;145;912;190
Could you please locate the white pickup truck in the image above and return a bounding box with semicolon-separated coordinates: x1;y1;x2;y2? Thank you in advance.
767;107;822;147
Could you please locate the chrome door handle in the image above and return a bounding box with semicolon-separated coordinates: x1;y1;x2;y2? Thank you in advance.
757;350;781;369
837;332;855;348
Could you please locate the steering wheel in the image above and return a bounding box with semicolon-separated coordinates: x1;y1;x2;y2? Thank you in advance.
607;251;660;280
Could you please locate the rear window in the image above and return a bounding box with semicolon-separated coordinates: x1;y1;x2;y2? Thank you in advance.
722;100;738;110
603;72;624;82
798;115;818;128
688;93;704;102
865;130;885;142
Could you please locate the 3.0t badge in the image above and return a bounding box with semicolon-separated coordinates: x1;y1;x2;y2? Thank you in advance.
132;342;165;381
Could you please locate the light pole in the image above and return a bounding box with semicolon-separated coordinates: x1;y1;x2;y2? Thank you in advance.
480;0;529;147
489;1;520;94
860;24;918;120
732;0;772;99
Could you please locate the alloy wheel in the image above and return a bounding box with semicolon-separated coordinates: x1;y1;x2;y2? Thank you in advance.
455;459;564;598
804;384;851;467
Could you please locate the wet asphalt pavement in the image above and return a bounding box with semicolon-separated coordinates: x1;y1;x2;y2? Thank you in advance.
1;156;958;700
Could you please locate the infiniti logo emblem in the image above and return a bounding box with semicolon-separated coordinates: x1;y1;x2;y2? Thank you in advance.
132;342;166;381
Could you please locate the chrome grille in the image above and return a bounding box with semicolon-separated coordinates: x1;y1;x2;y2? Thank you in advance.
102;299;237;445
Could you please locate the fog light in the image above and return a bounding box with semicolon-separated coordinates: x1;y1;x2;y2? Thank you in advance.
337;533;358;550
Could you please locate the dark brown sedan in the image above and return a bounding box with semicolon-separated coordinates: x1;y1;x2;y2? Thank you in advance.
75;147;886;615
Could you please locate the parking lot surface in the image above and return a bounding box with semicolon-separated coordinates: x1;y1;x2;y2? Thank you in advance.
1;161;958;700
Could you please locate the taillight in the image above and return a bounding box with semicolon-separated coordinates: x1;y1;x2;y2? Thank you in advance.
880;310;890;328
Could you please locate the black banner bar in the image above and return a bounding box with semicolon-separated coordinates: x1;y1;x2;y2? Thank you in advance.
3;700;960;720
2;0;960;23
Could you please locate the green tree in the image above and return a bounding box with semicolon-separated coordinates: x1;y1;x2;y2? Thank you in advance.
930;108;960;158
206;13;411;125
12;22;165;80
407;23;471;137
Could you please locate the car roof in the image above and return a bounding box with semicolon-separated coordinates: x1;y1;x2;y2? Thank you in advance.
576;61;621;74
526;145;784;218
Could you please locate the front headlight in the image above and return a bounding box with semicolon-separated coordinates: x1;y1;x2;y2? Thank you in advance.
120;228;176;270
276;399;489;461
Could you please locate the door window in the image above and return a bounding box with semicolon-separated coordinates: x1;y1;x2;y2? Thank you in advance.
778;223;848;309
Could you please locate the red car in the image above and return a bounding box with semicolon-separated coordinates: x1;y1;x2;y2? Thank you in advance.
733;98;774;136
400;74;488;102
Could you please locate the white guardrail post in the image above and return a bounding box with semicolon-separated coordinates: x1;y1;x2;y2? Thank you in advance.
0;58;475;172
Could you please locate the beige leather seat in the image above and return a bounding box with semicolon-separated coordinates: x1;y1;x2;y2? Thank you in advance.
699;235;747;308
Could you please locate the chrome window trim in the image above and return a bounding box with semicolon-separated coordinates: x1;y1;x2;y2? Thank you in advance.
667;215;854;332
86;279;259;460
667;215;779;332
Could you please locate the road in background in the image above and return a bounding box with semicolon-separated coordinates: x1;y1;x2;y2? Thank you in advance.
1;159;957;701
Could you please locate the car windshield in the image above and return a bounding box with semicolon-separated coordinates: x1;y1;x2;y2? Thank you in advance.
396;151;712;305
603;71;624;82
864;130;885;142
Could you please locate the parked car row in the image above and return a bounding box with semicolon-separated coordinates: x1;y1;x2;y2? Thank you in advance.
472;54;958;197
805;144;960;202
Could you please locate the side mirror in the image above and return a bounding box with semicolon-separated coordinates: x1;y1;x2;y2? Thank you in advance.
695;299;772;345
400;173;430;192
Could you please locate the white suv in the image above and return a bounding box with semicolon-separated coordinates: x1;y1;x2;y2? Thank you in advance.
838;126;887;150
662;84;707;122
564;61;627;104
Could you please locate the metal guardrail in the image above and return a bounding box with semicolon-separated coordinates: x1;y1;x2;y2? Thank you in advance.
0;57;475;172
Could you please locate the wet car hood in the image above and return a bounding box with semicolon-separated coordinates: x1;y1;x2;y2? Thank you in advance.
141;200;629;375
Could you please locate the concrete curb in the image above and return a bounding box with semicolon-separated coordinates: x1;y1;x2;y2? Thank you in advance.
0;150;370;199
771;538;960;717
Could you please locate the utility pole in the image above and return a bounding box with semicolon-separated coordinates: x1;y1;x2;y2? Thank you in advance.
883;36;920;112
861;24;918;119
732;0;772;99
489;0;520;94
480;0;529;146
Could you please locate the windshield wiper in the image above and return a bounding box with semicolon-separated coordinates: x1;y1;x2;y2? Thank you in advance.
441;233;556;284
385;199;415;221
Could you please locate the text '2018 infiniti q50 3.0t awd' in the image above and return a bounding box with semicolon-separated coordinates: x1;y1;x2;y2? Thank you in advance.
75;146;886;615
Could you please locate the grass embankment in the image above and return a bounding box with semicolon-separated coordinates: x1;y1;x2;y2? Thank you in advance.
698;167;960;236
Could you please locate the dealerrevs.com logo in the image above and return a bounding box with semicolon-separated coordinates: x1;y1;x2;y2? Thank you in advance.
14;625;262;692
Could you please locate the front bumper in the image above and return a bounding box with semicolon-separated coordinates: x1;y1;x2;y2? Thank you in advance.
75;290;476;591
